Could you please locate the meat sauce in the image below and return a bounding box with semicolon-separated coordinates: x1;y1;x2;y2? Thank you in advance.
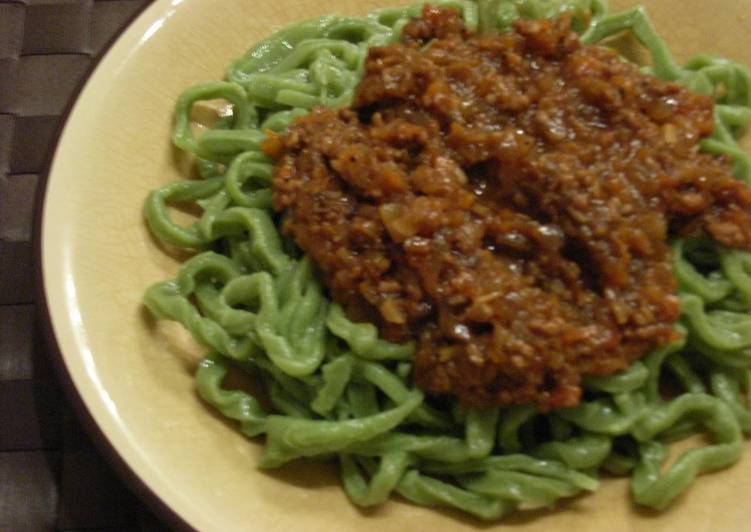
266;6;751;409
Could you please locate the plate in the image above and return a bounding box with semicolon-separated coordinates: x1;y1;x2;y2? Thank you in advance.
39;0;751;530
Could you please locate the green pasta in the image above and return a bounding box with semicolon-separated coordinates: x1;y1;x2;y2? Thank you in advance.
143;0;751;521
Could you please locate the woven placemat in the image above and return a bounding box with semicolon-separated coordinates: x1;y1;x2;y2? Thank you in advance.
0;1;169;530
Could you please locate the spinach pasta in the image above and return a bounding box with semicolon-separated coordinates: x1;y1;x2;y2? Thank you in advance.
143;0;751;520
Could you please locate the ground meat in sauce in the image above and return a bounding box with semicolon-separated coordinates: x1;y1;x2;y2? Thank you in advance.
266;6;751;410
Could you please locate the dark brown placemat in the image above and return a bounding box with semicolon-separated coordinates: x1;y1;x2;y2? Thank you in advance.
0;1;170;530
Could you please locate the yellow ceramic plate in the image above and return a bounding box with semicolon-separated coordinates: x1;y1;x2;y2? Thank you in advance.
40;0;751;530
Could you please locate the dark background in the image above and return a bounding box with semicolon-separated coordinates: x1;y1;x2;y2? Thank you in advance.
0;1;169;530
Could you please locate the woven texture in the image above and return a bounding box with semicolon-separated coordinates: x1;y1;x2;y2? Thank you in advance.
0;1;169;530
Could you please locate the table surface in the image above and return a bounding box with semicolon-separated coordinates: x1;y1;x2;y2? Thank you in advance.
0;1;170;530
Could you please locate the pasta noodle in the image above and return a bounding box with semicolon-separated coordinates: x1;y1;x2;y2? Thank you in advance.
143;0;751;520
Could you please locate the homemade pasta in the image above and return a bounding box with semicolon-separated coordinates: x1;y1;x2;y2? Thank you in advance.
144;0;751;520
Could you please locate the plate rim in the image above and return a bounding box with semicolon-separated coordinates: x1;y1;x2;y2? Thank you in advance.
32;0;193;529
